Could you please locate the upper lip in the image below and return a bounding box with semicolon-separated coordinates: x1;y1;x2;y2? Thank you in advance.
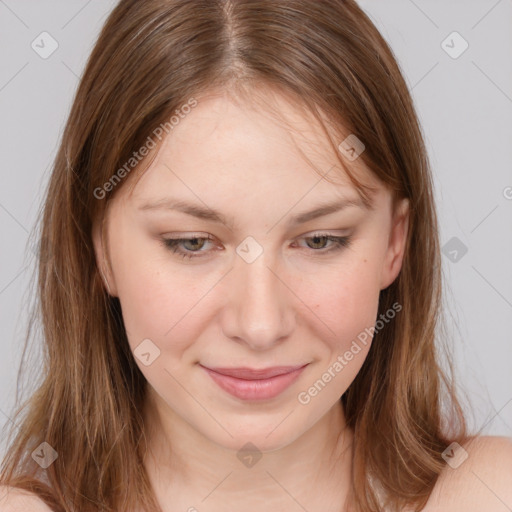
201;364;308;380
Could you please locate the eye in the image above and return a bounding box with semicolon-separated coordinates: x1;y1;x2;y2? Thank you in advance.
296;233;352;254
161;232;352;260
162;234;216;260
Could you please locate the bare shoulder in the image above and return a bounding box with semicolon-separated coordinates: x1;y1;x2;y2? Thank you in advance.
0;485;54;512
422;435;512;511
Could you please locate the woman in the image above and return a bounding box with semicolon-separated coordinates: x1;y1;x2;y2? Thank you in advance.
1;1;511;511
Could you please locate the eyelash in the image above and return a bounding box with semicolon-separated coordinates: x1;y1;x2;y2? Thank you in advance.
161;233;352;260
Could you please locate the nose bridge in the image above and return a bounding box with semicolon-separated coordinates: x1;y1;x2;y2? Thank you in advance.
221;246;295;350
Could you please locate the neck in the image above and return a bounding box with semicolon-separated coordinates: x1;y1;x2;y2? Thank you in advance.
142;390;354;512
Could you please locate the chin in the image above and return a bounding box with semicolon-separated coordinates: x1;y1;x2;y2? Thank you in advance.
202;416;306;454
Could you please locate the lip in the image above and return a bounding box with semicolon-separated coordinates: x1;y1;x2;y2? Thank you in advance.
200;364;309;401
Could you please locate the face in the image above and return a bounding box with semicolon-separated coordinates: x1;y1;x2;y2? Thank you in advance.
93;88;409;453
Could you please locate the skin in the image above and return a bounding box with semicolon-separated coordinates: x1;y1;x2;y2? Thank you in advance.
2;439;512;512
3;89;511;512
92;87;410;511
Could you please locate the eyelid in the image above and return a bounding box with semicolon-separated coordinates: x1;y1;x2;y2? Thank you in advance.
162;232;212;238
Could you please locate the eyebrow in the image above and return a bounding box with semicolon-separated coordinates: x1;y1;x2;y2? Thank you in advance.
138;195;371;227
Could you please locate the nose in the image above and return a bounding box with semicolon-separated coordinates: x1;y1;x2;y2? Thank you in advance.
220;249;296;351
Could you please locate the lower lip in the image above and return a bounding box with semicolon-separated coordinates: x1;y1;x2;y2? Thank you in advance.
201;365;307;401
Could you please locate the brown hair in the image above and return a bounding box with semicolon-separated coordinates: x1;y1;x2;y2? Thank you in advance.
0;0;480;510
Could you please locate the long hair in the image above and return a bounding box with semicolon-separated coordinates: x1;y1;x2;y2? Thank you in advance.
0;1;478;510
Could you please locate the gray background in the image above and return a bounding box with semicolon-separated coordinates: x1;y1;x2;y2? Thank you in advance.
0;0;511;459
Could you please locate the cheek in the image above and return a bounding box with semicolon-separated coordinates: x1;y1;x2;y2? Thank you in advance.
108;230;205;359
298;258;381;351
292;264;381;406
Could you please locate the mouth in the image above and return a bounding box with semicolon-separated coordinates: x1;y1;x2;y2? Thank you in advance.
199;364;309;401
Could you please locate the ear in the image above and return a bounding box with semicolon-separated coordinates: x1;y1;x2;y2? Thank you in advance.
92;214;118;297
379;197;410;291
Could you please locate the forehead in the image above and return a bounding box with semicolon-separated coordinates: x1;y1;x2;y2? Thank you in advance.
119;87;385;213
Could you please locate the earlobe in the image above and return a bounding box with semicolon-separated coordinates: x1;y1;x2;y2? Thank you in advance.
92;216;118;297
380;198;410;291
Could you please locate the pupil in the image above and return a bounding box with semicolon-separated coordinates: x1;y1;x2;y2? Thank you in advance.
187;238;202;250
311;236;325;248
